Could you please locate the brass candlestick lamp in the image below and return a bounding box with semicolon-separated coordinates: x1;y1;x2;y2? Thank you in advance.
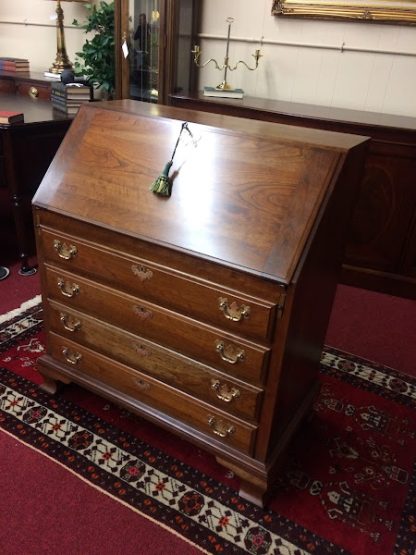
192;17;262;95
47;0;87;74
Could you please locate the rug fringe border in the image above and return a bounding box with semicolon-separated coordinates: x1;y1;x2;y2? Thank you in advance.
0;295;42;325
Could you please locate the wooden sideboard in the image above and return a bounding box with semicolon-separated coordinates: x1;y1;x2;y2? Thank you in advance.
0;92;71;273
170;93;416;299
33;100;367;505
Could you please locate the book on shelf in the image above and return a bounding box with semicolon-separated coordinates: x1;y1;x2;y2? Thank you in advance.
51;97;90;114
51;91;90;105
51;100;83;111
51;89;92;102
0;57;29;62
0;110;24;124
0;58;30;72
52;104;80;116
52;102;88;114
203;86;244;99
51;81;93;100
51;93;84;104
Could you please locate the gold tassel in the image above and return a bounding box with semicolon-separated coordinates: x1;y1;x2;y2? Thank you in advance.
151;122;194;197
150;161;173;196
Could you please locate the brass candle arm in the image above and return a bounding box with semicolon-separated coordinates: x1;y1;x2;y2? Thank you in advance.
191;17;262;92
191;47;262;72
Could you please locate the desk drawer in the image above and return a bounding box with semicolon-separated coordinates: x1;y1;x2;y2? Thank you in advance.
44;265;270;384
16;81;51;100
48;332;257;455
0;80;15;94
39;227;277;342
47;300;263;421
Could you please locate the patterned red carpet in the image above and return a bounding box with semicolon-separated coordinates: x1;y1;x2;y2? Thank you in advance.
1;298;416;554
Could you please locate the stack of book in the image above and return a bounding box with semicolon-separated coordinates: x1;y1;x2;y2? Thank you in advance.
0;57;30;72
51;82;93;116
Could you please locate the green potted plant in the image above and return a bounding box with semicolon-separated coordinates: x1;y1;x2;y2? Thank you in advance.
73;1;115;99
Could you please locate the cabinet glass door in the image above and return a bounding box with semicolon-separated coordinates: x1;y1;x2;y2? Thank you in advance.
128;0;161;102
115;0;200;103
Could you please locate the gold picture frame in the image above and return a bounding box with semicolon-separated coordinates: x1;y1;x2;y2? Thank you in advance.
272;0;416;24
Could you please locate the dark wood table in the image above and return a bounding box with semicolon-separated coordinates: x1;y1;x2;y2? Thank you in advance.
0;69;58;100
0;93;71;274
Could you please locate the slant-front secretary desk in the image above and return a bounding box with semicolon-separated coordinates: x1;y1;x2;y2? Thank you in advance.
33;100;368;506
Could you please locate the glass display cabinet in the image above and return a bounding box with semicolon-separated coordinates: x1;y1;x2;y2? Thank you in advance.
115;0;200;103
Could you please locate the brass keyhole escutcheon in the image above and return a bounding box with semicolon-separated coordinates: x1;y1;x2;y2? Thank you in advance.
131;264;153;282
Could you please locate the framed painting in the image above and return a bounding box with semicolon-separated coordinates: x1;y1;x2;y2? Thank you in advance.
272;0;416;24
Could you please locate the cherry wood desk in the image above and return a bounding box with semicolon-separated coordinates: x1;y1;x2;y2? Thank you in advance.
0;92;71;274
33;100;368;505
170;93;416;298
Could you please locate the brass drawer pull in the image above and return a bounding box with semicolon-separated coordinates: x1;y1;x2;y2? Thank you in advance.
62;347;82;365
135;378;151;391
218;297;250;322
59;312;81;332
131;264;153;282
210;379;240;403
133;305;153;320
208;416;235;438
57;278;80;298
215;340;245;365
29;86;39;98
53;239;78;260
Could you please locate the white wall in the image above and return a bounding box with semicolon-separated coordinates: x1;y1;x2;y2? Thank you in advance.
198;0;416;117
0;0;95;73
1;0;415;117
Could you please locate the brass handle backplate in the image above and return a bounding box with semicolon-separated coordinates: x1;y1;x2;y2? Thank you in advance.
134;343;150;357
210;379;240;403
215;340;245;365
53;239;78;260
57;278;80;298
59;312;81;332
208;416;235;438
62;347;82;365
133;305;153;320
131;264;153;282
218;297;250;322
135;378;150;391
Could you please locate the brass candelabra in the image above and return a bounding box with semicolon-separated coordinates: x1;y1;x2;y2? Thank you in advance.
191;17;262;92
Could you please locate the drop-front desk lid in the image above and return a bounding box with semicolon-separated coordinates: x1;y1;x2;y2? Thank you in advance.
33;100;367;285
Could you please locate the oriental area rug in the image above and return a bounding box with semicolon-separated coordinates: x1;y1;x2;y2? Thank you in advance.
1;298;416;555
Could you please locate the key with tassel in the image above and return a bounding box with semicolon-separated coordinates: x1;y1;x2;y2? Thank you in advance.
150;122;195;197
